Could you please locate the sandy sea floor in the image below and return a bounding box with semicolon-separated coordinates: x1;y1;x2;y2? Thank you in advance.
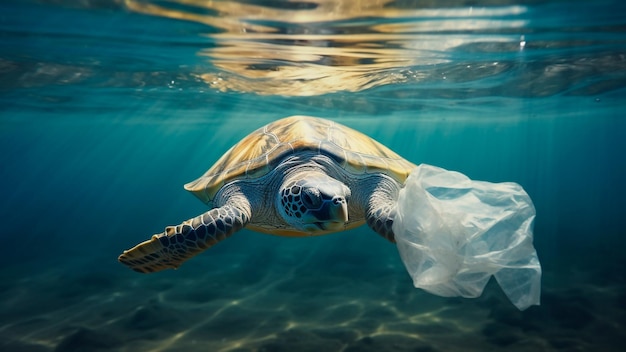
1;230;624;352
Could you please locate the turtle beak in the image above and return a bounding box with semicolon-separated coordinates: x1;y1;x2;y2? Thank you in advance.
322;196;348;231
337;199;349;223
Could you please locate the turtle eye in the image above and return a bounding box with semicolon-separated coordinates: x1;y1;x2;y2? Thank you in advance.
302;188;322;209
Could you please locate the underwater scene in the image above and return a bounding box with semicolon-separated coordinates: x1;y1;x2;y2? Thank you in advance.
1;0;625;351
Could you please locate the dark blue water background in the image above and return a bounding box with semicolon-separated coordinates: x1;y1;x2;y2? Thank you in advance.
1;0;625;351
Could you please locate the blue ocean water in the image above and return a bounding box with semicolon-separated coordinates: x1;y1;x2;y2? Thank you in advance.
1;0;625;351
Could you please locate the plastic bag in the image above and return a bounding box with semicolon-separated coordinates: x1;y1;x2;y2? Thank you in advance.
393;164;541;310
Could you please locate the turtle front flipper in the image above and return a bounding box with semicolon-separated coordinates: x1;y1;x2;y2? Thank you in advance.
365;176;401;243
367;202;397;243
119;204;250;273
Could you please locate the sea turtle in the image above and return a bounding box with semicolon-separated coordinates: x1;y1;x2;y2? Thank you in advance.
119;115;416;273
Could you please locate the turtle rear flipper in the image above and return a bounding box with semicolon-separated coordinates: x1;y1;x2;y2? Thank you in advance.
119;204;250;273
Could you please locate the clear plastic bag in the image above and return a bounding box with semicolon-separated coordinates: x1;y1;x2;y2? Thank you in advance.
393;164;541;310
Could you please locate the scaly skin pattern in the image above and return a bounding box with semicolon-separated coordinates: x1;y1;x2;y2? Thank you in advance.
365;176;400;243
118;204;250;273
367;203;397;243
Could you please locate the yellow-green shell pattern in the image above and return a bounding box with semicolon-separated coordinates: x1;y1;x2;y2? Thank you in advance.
184;115;416;204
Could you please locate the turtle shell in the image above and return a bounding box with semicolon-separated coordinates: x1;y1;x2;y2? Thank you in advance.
184;115;416;204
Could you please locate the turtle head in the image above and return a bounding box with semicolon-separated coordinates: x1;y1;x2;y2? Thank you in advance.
278;174;351;233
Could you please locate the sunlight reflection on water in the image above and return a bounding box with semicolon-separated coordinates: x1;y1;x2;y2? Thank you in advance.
123;0;528;95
